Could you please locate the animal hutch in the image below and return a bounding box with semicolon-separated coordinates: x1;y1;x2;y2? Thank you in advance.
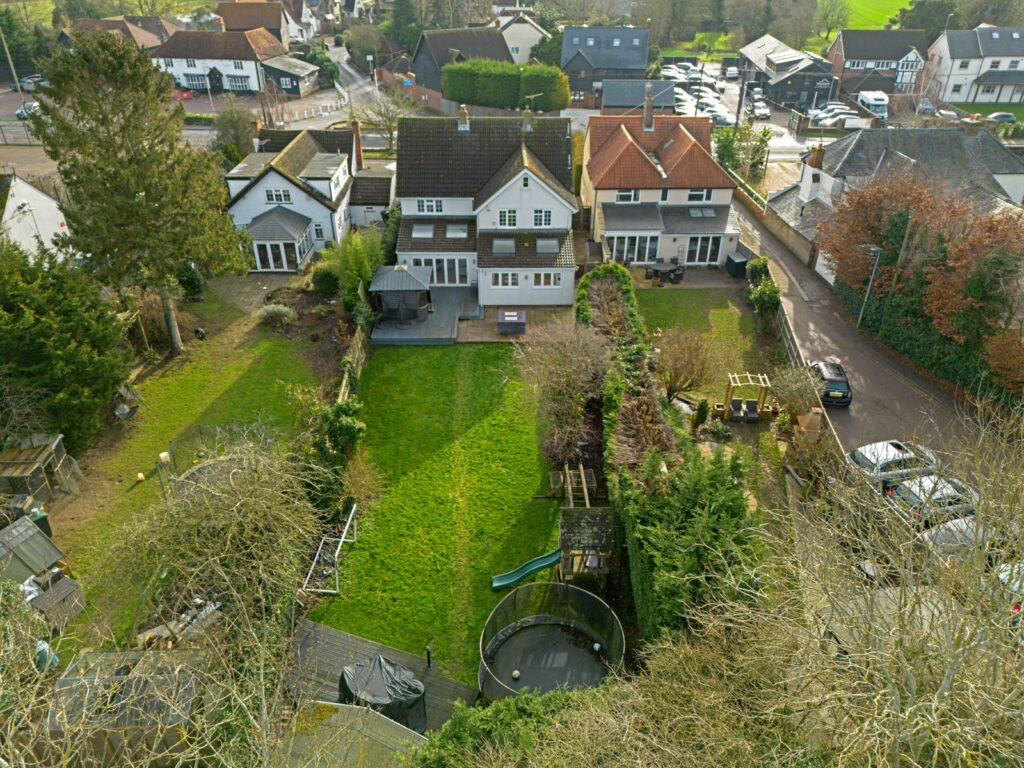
0;433;80;503
550;463;616;587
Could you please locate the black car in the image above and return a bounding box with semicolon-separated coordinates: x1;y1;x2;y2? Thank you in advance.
809;357;851;406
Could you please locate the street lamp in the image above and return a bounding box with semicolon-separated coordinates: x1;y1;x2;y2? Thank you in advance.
856;245;883;330
366;55;377;92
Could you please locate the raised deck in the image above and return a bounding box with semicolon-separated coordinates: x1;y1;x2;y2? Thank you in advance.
371;287;483;345
289;619;479;732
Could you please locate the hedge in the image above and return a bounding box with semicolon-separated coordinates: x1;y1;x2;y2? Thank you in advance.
441;60;569;111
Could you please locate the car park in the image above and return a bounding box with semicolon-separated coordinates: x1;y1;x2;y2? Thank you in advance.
818;111;858;127
696;97;720;112
725;66;740;79
15;102;40;120
848;440;938;484
885;474;978;527
711;110;736;126
811;106;855;124
15;74;48;92
752;101;771;120
987;112;1017;124
694;87;720;100
749;87;764;100
807;101;845;118
808;357;851;406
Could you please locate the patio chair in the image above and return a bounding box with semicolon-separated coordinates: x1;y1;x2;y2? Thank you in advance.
744;399;760;423
730;398;744;422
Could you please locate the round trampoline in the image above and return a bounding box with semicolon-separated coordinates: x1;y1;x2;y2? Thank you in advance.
479;582;625;701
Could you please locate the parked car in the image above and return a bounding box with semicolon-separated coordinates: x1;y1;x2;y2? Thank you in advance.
752;101;771;120
725;66;740;79
916;97;935;115
935;109;959;120
711;110;736;126
696;97;720;112
916;516;1001;568
885;474;978;527
808;357;851;406
15;102;40;120
807;101;846;119
819;111;858;127
811;106;855;124
987;111;1017;124
848;440;938;484
16;74;48;92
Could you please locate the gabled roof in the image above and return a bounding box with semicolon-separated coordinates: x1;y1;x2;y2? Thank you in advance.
586;115;734;190
473;143;576;209
945;26;1024;59
216;1;285;32
497;13;549;38
602;79;674;108
414;27;512;69
835;29;928;61
153;28;287;61
560;26;649;70
123;15;182;41
395;116;573;199
351;168;394;205
818;127;1024;205
246;205;312;240
75;17;162;48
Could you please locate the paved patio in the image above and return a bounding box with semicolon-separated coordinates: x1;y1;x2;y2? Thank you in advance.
457;306;573;342
626;265;745;290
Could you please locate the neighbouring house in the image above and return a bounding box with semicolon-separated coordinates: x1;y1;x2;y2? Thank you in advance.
560;25;650;107
487;13;550;64
394;111;578;306
411;27;513;93
58;15;182;49
0;173;69;259
740;34;838;110
343;0;366;21
152;29;293;93
350;167;395;228
766;127;1024;281
217;0;291;45
600;80;675;114
262;54;320;95
282;0;318;42
226;126;362;271
580;99;740;267
827;29;928;93
924;26;1024;103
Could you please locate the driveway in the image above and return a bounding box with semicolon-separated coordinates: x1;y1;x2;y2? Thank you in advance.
734;203;962;455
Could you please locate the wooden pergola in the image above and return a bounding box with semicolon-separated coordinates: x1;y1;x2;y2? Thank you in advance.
724;372;772;410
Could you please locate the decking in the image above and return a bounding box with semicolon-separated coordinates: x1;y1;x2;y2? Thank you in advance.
371;287;483;345
290;619;480;732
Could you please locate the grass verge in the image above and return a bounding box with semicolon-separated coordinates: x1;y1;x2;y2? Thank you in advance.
310;344;559;686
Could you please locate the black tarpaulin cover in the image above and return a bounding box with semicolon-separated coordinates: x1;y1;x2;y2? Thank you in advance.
339;655;427;733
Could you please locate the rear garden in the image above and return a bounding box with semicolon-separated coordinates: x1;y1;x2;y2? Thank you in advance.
311;345;560;685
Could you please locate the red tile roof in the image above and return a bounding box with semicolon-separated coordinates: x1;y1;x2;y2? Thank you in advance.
586;115;735;190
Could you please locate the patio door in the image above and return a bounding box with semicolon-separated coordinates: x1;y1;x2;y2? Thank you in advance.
412;257;469;285
254;243;288;271
685;235;722;265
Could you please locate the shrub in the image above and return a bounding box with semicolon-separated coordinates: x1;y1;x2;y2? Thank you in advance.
692;398;710;432
334;34;343;46
748;279;781;316
441;60;569;110
258;303;297;328
311;262;341;297
350;301;376;332
176;260;204;298
702;419;733;441
746;257;770;286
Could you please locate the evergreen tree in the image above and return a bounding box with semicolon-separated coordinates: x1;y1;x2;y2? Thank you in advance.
32;31;245;356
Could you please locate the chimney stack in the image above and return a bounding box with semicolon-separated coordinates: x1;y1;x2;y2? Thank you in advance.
642;84;654;131
807;143;826;169
457;104;470;131
522;107;533;132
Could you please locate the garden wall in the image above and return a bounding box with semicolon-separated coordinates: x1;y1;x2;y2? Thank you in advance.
732;187;816;268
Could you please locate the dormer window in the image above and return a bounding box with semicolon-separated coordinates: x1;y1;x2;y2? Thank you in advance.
990;60;1001;69
633;38;640;46
586;37;594;46
446;223;468;238
416;199;443;213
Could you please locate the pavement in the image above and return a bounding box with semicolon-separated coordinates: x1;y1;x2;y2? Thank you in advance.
734;203;962;455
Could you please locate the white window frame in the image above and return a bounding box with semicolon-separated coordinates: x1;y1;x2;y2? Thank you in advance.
226;75;250;91
265;188;292;203
416;198;443;213
533;209;552;227
186;58;196;68
687;188;713;202
490;272;520;287
314;223;324;238
498;209;517;227
233;60;244;70
951;84;962;94
280;76;293;89
615;189;640;203
532;272;562;287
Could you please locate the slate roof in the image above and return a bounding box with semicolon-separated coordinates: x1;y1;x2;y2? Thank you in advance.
840;72;897;93
395;116;573;199
476;231;574;268
414;27;512;69
257;126;357;157
586;115;734;190
154;29;287;61
741;34;804;73
75;17;162;48
473;143;577;209
602;79;675;108
766;183;831;239
246;206;312;239
351;168;394;205
216;1;284;32
836;29;927;61
498;13;549;38
601;202;663;231
263;54;318;77
973;69;1024;85
945;27;1024;59
397;218;477;252
659;205;740;235
560;26;649;70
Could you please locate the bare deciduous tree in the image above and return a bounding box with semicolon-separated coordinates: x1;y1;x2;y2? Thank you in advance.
653;329;713;402
352;91;418;152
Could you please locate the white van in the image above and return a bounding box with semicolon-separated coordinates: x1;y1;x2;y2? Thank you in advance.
856;91;889;122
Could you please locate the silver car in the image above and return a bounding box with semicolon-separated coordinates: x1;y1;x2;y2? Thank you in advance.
848;440;938;484
886;474;977;527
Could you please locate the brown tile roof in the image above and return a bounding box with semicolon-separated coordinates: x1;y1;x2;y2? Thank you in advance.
585;115;734;190
75;18;162;48
154;28;287;61
396;116;573;199
351;169;394;205
123;15;182;42
216;1;284;32
476;231;574;269
397;218;478;253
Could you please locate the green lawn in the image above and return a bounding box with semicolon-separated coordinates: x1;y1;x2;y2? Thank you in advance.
636;288;770;404
951;103;1024;121
310;345;559;686
59;288;316;636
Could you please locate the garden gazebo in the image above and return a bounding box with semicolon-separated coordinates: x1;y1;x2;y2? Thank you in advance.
369;265;432;327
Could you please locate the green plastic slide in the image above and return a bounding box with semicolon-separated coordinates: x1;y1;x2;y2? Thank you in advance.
490;549;562;591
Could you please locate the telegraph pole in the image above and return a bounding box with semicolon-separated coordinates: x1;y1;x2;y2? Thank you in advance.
0;25;25;104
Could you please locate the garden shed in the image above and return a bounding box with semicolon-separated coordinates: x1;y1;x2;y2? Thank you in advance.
0;433;79;502
46;650;207;767
369;265;432;326
558;508;616;584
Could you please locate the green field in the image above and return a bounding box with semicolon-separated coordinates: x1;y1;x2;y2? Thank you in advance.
311;345;559;686
952;103;1024;121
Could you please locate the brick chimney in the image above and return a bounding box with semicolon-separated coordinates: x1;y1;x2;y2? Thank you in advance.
642;84;654;131
521;107;533;132
806;143;826;169
457;104;470;131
